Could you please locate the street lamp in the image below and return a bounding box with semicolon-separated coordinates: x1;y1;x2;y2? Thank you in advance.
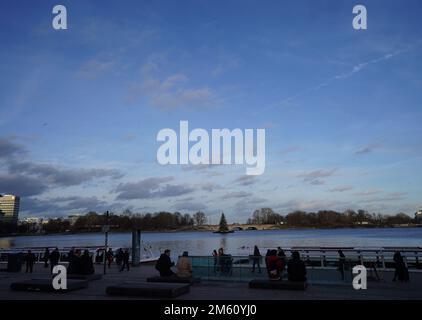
103;210;110;275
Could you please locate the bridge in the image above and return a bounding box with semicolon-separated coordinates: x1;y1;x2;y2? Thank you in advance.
206;224;279;231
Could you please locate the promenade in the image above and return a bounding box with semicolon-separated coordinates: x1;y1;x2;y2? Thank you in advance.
0;263;421;300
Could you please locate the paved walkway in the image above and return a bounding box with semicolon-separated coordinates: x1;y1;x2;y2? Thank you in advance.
0;263;421;300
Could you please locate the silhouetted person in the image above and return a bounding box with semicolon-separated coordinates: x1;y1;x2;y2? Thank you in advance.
116;248;123;266
217;247;232;275
67;247;76;274
252;245;262;273
265;249;271;275
120;249;130;272
155;249;175;277
277;247;286;258
106;248;114;268
368;261;381;281
81;250;94;274
25;250;36;273
338;250;346;280
49;247;60;273
43;248;50;268
212;250;218;272
266;249;284;280
277;247;287;276
393;251;409;282
176;251;192;278
68;247;75;261
287;251;307;282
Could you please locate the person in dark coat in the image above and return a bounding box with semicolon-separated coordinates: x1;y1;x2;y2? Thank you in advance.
120;249;130;272
106;248;114;268
265;249;271;275
287;251;307;282
155;249;175;277
43;248;50;268
67;247;76;274
80;250;94;274
338;250;346;280
251;245;262;273
277;247;286;258
115;248;123;266
49;247;60;273
212;249;218;273
25;250;36;273
393;251;410;282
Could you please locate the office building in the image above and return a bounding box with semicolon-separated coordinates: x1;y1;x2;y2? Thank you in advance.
0;194;20;223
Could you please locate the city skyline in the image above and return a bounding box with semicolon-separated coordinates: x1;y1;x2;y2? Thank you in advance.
1;0;422;222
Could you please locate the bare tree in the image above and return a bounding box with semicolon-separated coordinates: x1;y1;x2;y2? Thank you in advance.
193;211;207;226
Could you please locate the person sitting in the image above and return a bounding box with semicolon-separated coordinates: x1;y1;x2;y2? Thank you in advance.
287;251;307;282
155;249;175;277
266;249;284;280
176;251;192;278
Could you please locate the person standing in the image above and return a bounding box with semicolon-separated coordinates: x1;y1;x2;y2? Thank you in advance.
393;251;410;282
116;248;123;267
120;249;130;272
212;250;218;273
81;250;94;274
106;248;114;268
252;245;262;273
43;248;50;268
49;247;60;273
25;250;36;273
338;250;346;281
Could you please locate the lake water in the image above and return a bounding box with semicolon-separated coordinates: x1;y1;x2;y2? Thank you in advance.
1;228;421;258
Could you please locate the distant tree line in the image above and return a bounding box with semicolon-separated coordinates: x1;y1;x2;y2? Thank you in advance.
1;207;417;236
247;208;415;228
6;210;208;235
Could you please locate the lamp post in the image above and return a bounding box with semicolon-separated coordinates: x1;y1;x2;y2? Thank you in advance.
103;210;110;275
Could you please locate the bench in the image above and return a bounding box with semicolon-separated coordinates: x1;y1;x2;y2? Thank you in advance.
249;279;307;291
147;276;201;285
68;273;103;281
10;279;89;293
106;282;190;298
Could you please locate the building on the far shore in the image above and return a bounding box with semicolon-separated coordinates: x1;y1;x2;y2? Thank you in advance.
67;214;82;226
415;210;422;223
0;194;20;224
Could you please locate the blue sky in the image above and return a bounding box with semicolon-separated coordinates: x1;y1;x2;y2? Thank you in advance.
0;0;421;222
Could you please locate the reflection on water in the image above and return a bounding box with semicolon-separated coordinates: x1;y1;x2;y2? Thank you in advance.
1;228;422;260
0;238;14;248
220;237;227;250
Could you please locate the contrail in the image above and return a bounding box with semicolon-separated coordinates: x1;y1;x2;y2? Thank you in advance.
258;40;422;114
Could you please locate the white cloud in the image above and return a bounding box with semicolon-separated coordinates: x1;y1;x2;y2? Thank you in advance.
126;58;219;109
